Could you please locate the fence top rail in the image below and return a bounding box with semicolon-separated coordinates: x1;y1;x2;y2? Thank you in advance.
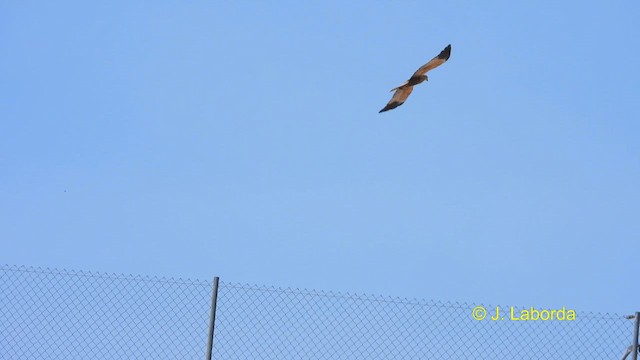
0;263;211;287
219;283;628;321
1;263;631;321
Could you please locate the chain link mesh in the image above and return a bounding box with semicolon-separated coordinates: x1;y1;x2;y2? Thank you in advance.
0;264;212;359
0;264;635;360
214;283;632;360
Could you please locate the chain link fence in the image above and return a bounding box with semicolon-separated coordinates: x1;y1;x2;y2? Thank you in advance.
214;283;633;359
1;264;636;359
0;264;212;359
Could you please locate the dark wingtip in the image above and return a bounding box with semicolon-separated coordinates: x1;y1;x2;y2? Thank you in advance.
379;105;392;113
379;101;402;113
439;44;451;60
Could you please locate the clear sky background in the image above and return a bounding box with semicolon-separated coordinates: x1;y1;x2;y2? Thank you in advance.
1;1;639;313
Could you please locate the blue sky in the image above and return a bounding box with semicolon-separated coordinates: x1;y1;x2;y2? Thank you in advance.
1;1;639;313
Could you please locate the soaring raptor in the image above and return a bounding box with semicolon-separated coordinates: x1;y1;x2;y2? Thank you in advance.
379;44;451;113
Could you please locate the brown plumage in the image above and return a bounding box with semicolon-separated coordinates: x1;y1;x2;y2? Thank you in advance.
379;44;451;113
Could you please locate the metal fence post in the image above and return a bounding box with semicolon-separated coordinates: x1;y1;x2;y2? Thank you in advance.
632;312;640;360
205;276;220;360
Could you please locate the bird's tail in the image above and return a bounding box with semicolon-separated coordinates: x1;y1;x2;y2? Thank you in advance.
390;81;408;92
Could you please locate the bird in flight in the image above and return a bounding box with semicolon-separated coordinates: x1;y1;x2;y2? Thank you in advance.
379;44;451;113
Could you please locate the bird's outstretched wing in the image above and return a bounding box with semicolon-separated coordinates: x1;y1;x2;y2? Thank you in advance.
379;86;414;113
412;44;451;77
378;44;451;113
